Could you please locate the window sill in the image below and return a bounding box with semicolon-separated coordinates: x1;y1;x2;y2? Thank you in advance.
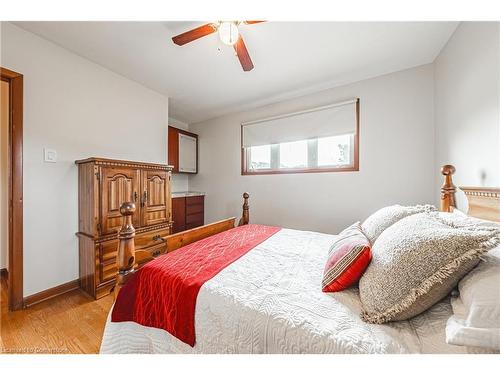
241;165;359;176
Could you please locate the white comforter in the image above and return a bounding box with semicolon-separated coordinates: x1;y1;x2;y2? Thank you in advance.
100;228;485;354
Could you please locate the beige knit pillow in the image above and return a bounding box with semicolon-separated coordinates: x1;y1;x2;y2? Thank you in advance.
359;212;500;324
361;204;436;244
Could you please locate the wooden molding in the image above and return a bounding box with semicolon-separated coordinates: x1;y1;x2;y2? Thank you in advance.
460;186;500;223
0;67;22;80
76;221;173;242
461;187;500;198
75;157;173;171
1;67;24;311
24;279;80;308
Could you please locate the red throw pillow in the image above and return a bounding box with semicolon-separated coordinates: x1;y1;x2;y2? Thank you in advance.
322;222;372;292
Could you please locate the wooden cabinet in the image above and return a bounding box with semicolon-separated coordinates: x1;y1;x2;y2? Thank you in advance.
172;196;186;233
179;133;197;173
185;195;204;229
168;126;198;174
172;195;204;234
76;158;173;299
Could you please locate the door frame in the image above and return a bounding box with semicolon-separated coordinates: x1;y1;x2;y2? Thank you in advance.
1;67;24;311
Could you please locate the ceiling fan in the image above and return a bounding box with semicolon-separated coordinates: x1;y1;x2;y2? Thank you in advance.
171;21;264;72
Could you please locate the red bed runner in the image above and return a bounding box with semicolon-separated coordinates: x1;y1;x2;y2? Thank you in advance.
111;224;280;347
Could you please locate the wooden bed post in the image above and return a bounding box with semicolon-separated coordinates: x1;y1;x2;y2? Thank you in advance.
115;202;136;299
440;165;457;212
238;192;250;226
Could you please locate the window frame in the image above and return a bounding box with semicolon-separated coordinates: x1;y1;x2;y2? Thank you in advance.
241;98;360;175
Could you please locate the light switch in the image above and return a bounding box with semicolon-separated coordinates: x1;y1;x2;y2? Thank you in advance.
44;148;57;163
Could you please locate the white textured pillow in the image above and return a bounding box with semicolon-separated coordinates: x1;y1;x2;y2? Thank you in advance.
446;245;500;351
361;204;436;244
439;210;500;229
359;212;500;324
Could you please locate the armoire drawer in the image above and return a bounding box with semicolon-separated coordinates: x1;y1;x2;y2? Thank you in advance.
98;228;170;263
134;228;171;249
98;227;170;284
136;243;167;267
100;258;118;283
99;239;119;263
99;242;167;284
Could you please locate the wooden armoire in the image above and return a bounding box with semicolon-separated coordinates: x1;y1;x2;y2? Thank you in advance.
75;157;173;299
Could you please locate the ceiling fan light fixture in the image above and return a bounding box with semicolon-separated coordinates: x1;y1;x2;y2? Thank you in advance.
218;21;239;46
172;21;261;71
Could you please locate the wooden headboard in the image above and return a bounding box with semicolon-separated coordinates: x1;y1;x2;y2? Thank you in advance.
440;164;500;222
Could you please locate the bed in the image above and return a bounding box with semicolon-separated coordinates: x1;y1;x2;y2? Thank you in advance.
100;165;499;354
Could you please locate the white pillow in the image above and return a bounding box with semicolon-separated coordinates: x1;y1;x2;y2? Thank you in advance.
446;246;500;351
361;204;436;244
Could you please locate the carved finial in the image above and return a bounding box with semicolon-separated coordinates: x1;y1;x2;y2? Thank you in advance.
440;165;457;212
441;164;456;176
120;201;136;216
118;202;136;239
238;192;250;226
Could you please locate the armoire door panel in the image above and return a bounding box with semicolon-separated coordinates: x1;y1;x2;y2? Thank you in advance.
142;170;170;226
100;167;140;234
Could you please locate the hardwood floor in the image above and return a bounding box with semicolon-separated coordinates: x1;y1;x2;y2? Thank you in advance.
1;273;113;354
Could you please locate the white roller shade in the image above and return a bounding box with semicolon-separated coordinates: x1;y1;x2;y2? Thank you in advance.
242;99;357;148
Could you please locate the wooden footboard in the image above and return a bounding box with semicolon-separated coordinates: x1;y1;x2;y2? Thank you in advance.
114;193;250;298
165;218;236;253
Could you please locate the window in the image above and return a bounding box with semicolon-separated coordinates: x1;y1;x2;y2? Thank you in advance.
248;144;271;170
317;134;353;167
241;99;359;174
279;140;308;168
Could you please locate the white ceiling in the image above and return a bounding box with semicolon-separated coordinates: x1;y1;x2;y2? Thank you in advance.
14;21;458;124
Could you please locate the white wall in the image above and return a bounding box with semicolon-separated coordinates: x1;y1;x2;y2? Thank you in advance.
0;80;8;270
189;65;435;234
434;22;500;209
1;22;169;296
169;117;189;131
168;116;190;192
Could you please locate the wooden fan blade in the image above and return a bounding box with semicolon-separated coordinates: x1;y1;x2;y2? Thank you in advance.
244;21;265;25
233;36;254;72
172;23;217;46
